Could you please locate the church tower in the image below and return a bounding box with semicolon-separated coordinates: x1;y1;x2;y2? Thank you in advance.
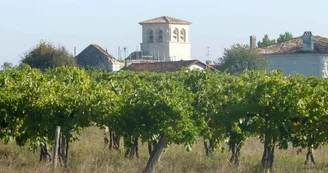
139;16;191;61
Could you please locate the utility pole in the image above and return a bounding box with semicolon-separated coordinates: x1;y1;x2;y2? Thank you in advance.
118;46;121;60
124;47;127;60
207;46;210;60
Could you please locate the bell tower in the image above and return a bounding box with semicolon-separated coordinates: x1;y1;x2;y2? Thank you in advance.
139;16;191;61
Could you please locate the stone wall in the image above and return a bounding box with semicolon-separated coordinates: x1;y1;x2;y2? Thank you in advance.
76;45;111;70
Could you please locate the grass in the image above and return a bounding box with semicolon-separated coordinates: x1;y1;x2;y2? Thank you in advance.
1;127;328;173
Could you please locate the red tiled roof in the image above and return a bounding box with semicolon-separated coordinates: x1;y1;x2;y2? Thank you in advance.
139;16;192;25
121;60;214;73
257;36;328;55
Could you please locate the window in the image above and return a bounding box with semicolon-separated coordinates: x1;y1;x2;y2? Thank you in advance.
148;29;154;43
173;28;179;42
157;29;163;42
180;29;186;42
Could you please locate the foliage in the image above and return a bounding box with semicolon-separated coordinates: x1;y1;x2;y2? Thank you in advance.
2;65;328;170
277;32;294;43
218;44;268;74
1;62;13;70
21;41;77;71
257;34;277;48
258;32;294;48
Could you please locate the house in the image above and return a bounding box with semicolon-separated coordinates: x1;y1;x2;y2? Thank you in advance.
255;31;328;77
76;44;123;71
139;16;192;61
121;60;215;73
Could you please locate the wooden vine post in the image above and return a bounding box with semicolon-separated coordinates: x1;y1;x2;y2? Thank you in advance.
52;126;61;173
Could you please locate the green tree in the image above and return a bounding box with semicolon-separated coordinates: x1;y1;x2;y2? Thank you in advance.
242;70;294;169
104;72;199;173
277;32;294;43
1;62;13;70
285;75;328;165
218;44;268;74
191;70;252;164
257;34;277;48
21;41;77;71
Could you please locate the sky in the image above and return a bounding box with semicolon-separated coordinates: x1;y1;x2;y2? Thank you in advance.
1;0;328;66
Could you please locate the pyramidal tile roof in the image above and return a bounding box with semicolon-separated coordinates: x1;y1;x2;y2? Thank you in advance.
139;16;192;25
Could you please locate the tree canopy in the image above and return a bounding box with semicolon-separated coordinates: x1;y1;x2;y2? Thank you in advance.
1;62;13;70
3;66;328;171
218;44;268;74
21;41;77;71
277;32;294;43
258;32;294;48
257;34;277;48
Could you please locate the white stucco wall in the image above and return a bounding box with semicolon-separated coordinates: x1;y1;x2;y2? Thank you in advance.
109;61;124;72
168;42;191;61
266;54;328;77
320;56;328;78
140;42;169;60
189;64;204;70
140;23;191;61
141;24;170;43
169;24;190;43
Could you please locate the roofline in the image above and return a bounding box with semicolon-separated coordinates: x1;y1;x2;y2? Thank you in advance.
191;60;217;71
257;37;301;49
138;22;192;25
121;60;217;72
261;53;328;56
127;60;198;64
77;44;119;62
258;35;328;49
257;35;328;54
139;16;192;25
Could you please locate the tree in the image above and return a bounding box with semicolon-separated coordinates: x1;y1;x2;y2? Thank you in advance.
103;72;199;173
21;41;77;71
258;32;293;47
243;71;290;168
218;44;268;74
191;70;252;163
258;34;277;48
277;32;294;43
285;75;328;165
1;62;13;70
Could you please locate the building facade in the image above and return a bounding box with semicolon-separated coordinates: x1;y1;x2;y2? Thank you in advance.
139;16;192;61
76;44;123;71
256;32;328;78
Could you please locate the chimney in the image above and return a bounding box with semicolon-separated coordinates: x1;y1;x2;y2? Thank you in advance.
302;31;314;52
250;35;256;49
74;46;76;57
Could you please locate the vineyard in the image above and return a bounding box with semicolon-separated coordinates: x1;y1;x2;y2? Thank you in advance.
1;65;328;173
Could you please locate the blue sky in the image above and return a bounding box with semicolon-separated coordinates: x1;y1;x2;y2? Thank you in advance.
0;0;327;65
